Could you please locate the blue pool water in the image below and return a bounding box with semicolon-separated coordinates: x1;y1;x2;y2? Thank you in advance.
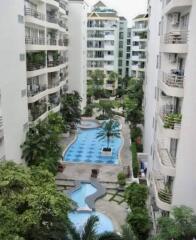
68;183;114;233
69;212;113;233
70;183;97;208
64;128;122;164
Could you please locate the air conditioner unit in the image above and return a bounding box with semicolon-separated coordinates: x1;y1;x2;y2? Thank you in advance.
169;53;177;63
171;12;180;26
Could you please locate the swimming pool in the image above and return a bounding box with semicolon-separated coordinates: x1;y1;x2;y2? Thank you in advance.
70;183;97;208
64;128;122;164
68;183;114;234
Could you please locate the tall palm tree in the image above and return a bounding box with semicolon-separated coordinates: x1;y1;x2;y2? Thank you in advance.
97;119;120;150
66;216;136;240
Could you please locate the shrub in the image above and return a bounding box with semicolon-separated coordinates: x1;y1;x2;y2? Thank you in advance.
117;172;126;186
131;127;142;142
125;182;148;209
136;143;143;152
127;207;151;240
83;104;93;117
131;143;139;178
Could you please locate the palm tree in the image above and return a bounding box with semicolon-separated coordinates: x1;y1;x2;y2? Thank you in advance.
97;119;120;150
67;216;137;240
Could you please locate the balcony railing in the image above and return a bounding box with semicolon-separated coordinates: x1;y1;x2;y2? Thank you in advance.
47;60;60;68
163;31;188;44
162;72;184;88
25;37;45;45
154;175;172;205
25;8;45;20
47;38;57;46
29;102;47;121
47;15;58;24
157;144;176;168
27;85;47;97
58;39;68;46
27;62;45;71
48;81;60;89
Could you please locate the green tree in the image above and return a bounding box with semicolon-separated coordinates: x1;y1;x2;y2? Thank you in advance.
97;119;120;150
96;100;114;118
21;113;63;174
127;208;151;240
0;161;70;240
125;182;148;209
61;91;82;128
89;70;105;90
153;206;196;240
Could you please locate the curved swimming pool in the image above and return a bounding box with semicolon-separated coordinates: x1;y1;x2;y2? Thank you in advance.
64;128;122;164
68;183;114;234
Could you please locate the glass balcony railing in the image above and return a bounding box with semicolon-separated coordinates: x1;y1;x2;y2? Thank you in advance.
25;7;45;21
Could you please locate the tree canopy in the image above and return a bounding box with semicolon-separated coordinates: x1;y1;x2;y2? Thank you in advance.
0;161;71;240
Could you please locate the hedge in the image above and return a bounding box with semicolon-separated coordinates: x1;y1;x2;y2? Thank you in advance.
131;143;139;178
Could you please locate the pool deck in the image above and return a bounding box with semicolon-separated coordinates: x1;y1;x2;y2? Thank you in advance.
57;117;132;183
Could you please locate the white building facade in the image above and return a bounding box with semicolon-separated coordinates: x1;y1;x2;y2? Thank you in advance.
144;0;196;227
68;0;88;108
0;0;86;163
126;27;132;77
131;14;148;80
118;17;128;78
87;1;119;91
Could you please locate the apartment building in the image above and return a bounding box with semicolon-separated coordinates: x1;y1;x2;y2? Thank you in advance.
126;27;132;77
118;17;128;78
144;0;196;226
87;1;119;92
0;0;86;163
131;14;148;80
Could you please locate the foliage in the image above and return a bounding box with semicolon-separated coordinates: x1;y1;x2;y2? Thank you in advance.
117;172;126;186
152;206;196;240
83;104;94;117
123;79;144;127
121;224;137;240
61;91;82;128
131;143;139;178
67;215;122;240
125;182;148;209
125;183;150;240
89;70;105;89
97;119;120;149
95;100;114;118
21;113;63;174
163;113;182;129
127;207;151;240
0;161;70;240
131;127;142;143
96;114;109;120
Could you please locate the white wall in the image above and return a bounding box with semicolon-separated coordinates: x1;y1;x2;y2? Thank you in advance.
144;0;161;173
0;0;28;163
68;0;87;108
172;1;196;212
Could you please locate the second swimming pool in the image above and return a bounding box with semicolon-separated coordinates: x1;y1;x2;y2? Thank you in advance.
63;128;122;164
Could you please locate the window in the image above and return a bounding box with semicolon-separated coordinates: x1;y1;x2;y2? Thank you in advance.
181;14;189;29
18;15;24;23
20;54;25;61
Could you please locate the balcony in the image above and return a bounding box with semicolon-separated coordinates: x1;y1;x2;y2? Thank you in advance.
25;37;45;45
153;175;172;212
47;38;57;46
160;31;188;53
159;108;181;138
158;71;184;97
156;144;176;177
29;100;48;122
26;52;46;72
48;94;60;111
59;39;68;47
27;84;47;97
164;0;192;14
25;8;45;21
